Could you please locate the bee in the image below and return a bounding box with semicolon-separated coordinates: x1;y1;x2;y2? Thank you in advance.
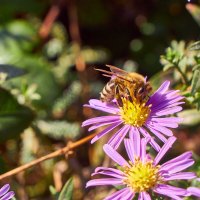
95;65;152;106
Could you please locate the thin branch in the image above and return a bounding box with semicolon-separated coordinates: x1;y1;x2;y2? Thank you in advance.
67;0;86;72
39;0;63;39
0;133;97;181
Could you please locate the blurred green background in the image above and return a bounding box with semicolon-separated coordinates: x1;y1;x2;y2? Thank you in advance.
0;0;200;199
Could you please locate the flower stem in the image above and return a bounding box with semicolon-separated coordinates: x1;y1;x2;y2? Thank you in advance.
175;65;189;85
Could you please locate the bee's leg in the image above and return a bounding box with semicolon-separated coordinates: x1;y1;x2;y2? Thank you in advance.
115;85;123;107
125;88;133;103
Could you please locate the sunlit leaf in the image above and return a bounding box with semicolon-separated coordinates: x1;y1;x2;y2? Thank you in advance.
178;109;200;126
49;185;59;199
36;120;80;140
58;177;73;200
189;41;200;51
52;81;82;115
191;69;200;94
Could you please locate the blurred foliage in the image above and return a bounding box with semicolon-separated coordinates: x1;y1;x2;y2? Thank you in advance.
158;40;200;127
58;177;73;200
0;0;200;199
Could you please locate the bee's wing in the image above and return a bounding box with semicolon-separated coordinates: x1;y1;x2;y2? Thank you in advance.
106;65;136;82
106;65;129;76
95;65;133;82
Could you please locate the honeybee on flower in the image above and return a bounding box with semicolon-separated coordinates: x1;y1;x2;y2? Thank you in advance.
82;66;184;150
96;65;152;106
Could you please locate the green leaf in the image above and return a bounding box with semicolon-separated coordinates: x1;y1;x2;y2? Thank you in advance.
49;185;59;199
192;64;200;71
162;63;174;71
0;23;60;109
189;41;200;51
36;120;80;140
0;88;34;141
49;185;58;196
191;69;200;94
58;177;73;200
178;109;200;126
52;81;82;115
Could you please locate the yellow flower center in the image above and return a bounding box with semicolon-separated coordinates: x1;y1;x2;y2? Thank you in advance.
120;98;151;127
123;158;161;192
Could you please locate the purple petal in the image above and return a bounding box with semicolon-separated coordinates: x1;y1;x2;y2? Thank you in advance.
86;178;123;188
163;172;196;181
154;106;182;116
151;117;182;123
107;125;130;149
161;151;193;168
147;117;181;128
92;167;124;179
155;184;188;195
0;184;10;197
82;116;120;127
141;138;150;162
154;184;188;199
142;192;151;200
187;187;200;197
88;120;122;131
162;159;195;174
147;81;170;105
153;81;170;95
91;121;122;143
124;139;135;163
154;136;176;165
0;191;15;200
105;188;134;200
139;127;161;152
151;98;184;113
129;127;141;157
147;124;173;137
153;122;178;128
103;144;129;167
146;125;167;143
86;99;119;113
121;189;135;200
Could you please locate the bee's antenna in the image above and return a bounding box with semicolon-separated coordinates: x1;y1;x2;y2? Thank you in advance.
102;74;112;78
94;67;133;83
94;68;114;76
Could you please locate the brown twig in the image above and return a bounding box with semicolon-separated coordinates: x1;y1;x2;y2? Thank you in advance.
39;0;63;39
0;133;97;181
67;0;86;72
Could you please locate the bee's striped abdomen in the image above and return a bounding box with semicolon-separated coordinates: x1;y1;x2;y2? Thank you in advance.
100;80;115;102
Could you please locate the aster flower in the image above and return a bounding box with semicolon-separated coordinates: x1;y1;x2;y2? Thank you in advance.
0;184;15;200
82;81;184;150
86;134;197;200
187;187;200;198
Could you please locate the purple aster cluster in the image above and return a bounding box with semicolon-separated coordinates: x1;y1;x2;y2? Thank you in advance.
83;70;200;200
0;184;15;200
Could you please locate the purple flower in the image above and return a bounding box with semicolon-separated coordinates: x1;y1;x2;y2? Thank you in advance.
82;81;184;150
86;134;197;200
187;187;200;198
0;184;15;200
